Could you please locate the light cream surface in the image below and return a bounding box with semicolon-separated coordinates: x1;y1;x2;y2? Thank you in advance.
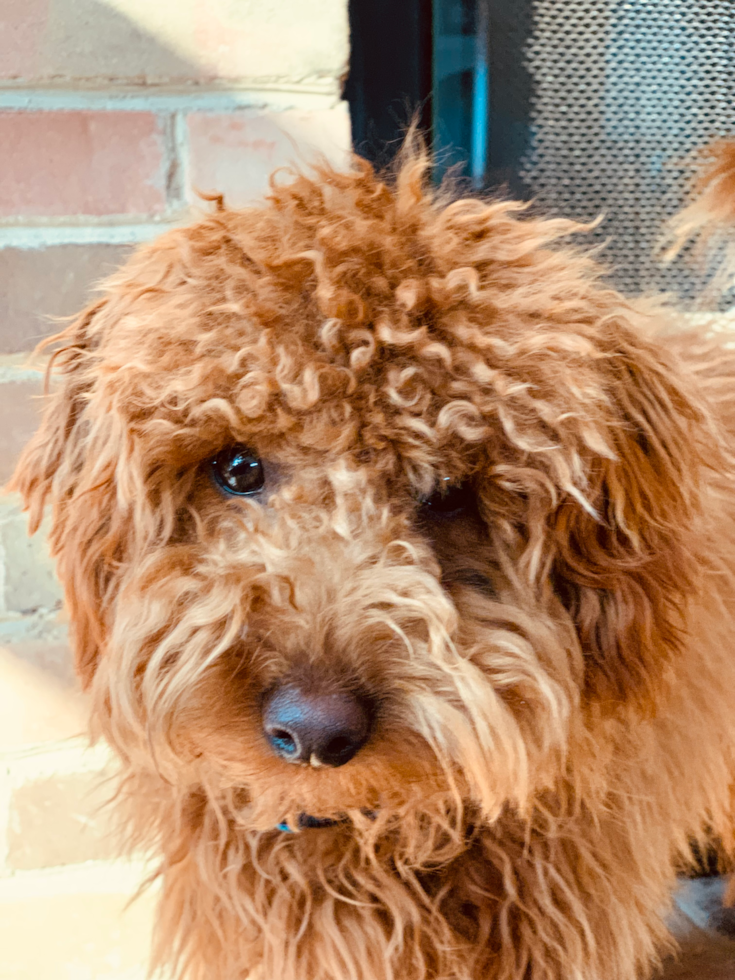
2;0;349;86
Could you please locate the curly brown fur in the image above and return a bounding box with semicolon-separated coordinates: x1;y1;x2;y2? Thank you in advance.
11;144;735;980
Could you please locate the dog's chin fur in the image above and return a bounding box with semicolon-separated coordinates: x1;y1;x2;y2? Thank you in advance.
10;142;735;980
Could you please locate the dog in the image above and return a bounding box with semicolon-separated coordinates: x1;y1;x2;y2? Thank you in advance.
11;140;735;980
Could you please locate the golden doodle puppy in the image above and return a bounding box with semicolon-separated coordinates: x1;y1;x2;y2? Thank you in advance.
11;142;735;980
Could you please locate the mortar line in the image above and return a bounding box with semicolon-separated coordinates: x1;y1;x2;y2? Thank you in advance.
0;223;183;250
172;110;191;212
0;86;341;114
161;112;181;215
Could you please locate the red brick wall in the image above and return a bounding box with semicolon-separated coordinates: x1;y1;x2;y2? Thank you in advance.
0;0;350;443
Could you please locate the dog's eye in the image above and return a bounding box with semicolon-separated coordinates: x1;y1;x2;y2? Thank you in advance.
420;479;474;518
212;445;265;496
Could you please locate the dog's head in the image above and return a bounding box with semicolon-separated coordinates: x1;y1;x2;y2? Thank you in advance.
11;152;719;847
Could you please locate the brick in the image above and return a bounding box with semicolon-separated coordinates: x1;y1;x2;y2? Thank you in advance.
0;642;85;750
0;0;47;79
187;0;349;82
0;111;168;218
0;500;62;614
187;106;351;208
0;378;43;484
39;0;197;83
0;872;155;980
3;637;75;687
8;771;117;870
0;0;348;85
0;244;130;352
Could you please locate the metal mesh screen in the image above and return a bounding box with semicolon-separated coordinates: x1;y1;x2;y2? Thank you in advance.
518;0;735;301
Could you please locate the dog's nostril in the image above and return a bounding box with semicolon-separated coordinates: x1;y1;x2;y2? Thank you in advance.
269;728;300;758
262;684;372;768
324;735;352;755
321;735;355;766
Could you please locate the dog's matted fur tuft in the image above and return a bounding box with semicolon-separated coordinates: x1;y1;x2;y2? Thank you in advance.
11;143;735;980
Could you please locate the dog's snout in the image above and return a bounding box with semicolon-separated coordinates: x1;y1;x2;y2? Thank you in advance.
262;684;372;768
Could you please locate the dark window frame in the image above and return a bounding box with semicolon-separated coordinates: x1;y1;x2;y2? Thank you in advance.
345;0;433;168
345;0;532;197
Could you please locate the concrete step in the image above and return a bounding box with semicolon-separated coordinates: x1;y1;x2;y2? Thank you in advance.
0;860;156;980
0;728;155;979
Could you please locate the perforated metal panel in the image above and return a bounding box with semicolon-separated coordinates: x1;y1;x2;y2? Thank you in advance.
519;0;735;300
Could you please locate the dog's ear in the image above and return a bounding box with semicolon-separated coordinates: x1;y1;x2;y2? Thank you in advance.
547;331;718;707
9;300;125;688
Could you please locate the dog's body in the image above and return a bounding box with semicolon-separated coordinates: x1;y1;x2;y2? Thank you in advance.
12;148;735;980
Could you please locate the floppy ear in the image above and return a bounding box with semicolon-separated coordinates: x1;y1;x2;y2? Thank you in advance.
548;332;718;707
9;300;127;689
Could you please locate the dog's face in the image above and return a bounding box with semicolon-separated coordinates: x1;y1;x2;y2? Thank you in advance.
13;157;713;849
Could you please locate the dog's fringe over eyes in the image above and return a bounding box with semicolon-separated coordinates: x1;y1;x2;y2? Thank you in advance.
10;135;735;980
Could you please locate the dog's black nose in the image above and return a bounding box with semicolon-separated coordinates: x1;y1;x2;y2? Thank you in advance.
262;684;372;768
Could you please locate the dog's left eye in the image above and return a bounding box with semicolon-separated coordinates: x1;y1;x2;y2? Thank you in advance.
211;445;265;496
420;479;474;518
